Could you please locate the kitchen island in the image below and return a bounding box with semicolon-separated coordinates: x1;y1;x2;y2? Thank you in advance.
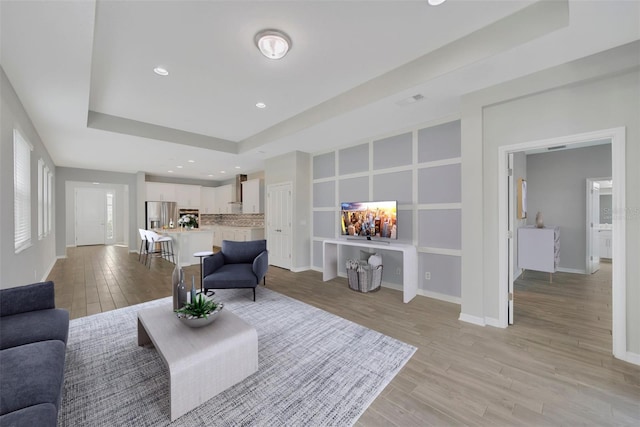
157;228;214;266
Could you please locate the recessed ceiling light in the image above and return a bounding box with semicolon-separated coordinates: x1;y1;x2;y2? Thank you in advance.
176;165;183;169
188;160;195;163
208;174;214;177
220;171;226;174
92;182;100;185
168;170;174;173
256;102;266;109
153;67;169;76
428;0;447;5
235;166;241;169
255;29;292;59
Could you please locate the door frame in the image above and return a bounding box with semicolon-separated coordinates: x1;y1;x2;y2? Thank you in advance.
497;127;626;361
586;177;607;274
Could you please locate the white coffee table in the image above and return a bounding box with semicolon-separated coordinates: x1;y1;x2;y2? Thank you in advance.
137;304;258;421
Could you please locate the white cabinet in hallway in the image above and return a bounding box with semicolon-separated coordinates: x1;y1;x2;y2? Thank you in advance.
599;229;612;259
518;226;560;282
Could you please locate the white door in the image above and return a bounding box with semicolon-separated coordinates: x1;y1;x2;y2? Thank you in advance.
267;182;292;269
587;180;600;273
507;153;515;325
75;188;106;246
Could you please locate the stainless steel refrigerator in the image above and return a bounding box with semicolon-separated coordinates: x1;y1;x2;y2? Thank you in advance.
145;201;178;230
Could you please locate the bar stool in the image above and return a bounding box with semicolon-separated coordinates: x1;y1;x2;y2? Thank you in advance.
138;229;148;264
145;230;175;268
193;251;214;292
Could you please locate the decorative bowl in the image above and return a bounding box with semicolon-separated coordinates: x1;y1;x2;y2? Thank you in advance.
176;303;224;328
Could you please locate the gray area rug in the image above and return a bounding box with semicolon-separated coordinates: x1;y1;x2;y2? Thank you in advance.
58;287;416;426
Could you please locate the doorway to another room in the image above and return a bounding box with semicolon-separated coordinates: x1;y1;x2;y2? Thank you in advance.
498;127;627;361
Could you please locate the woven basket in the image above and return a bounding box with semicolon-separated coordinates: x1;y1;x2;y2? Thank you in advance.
346;260;382;293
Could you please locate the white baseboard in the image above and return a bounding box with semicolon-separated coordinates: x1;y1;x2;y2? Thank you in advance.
458;313;486;326
418;289;461;305
291;266;310;273
56;255;67;260
310;266;323;273
485;317;505;328
557;267;586;274
621;351;640;366
41;258;57;282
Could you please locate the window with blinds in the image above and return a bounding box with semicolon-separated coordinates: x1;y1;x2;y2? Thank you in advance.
14;129;33;253
38;158;44;239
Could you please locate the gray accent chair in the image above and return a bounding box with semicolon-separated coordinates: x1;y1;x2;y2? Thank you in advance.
0;281;69;427
202;240;268;301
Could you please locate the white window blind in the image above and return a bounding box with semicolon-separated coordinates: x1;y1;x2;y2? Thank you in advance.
14;129;33;252
47;169;53;235
38;159;44;239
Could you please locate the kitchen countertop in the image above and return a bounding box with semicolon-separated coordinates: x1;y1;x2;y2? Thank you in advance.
199;225;264;230
154;228;214;234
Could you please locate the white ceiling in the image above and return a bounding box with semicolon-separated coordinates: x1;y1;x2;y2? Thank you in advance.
1;0;638;182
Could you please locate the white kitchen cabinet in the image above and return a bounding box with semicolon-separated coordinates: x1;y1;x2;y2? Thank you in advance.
599;229;612;259
211;226;222;247
221;228;236;241
175;184;201;208
201;187;216;214
242;179;264;214
216;227;265;243
214;185;233;214
146;182;176;201
518;226;560;281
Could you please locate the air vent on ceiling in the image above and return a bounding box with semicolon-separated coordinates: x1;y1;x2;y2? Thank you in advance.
396;93;425;107
547;145;567;151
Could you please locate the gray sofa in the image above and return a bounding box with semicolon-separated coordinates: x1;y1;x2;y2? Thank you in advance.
0;281;69;427
203;239;268;301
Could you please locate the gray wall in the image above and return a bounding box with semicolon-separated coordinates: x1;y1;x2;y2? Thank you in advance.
1;67;57;288
312;120;462;300
461;45;639;354
526;144;611;272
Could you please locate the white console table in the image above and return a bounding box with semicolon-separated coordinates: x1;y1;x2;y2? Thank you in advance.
322;239;418;303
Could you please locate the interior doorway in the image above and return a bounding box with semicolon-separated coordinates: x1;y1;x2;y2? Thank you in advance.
266;182;293;270
74;188;116;246
75;188;106;246
498;127;627;361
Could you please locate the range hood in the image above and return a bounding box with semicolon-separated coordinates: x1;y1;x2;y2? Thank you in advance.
229;174;247;204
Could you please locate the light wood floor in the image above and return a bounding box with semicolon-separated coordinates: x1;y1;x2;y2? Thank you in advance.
49;246;640;425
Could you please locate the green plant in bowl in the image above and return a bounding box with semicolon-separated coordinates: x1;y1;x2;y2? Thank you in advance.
175;294;223;327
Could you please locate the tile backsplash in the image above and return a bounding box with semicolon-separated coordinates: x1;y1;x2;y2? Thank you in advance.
200;213;264;227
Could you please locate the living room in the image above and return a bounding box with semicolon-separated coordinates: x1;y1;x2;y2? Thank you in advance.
1;1;639;425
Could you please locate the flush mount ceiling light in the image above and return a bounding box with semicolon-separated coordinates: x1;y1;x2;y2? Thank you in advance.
153;67;169;76
428;0;448;5
255;102;266;109
255;29;292;59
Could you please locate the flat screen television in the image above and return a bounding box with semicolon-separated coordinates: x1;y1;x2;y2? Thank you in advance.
340;201;397;240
